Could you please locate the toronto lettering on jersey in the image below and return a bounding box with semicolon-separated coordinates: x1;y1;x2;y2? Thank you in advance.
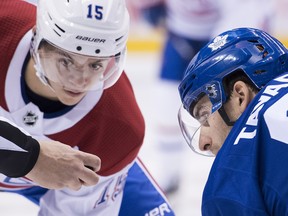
234;74;288;145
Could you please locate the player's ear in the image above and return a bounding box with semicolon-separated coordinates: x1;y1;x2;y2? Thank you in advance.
233;81;253;113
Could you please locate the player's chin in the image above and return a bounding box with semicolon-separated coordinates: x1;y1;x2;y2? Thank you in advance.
60;92;86;106
64;89;86;97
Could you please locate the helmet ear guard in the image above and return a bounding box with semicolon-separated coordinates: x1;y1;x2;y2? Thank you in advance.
31;0;129;90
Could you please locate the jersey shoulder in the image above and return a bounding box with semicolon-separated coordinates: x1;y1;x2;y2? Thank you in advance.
0;1;35;71
50;73;145;176
0;1;36;38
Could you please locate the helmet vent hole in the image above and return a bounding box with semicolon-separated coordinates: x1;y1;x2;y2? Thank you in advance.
248;39;259;43
95;49;100;54
256;44;264;51
53;29;61;37
77;46;82;51
116;36;123;42
255;44;268;58
54;24;65;33
48;13;52;21
254;69;266;75
263;51;268;58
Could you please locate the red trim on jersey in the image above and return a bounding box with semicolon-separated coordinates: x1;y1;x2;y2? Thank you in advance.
0;0;36;110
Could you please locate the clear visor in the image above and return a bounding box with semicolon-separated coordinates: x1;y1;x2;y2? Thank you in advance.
178;82;223;157
35;40;126;91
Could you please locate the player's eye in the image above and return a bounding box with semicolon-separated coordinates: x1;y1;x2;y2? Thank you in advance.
194;106;210;124
90;62;103;71
59;58;73;68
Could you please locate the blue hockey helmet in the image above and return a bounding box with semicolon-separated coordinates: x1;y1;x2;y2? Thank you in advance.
178;27;288;156
179;27;288;113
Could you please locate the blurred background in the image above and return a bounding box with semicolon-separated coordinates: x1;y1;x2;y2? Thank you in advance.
1;0;288;215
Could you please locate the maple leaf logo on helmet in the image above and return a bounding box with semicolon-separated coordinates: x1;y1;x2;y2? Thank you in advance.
208;35;228;51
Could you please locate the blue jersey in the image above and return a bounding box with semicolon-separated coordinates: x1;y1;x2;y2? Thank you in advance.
202;72;288;216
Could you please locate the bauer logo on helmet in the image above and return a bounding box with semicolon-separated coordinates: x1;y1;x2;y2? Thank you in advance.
76;36;106;43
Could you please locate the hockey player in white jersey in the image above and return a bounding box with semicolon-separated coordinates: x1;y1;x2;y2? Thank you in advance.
0;0;175;215
179;27;288;215
212;0;275;36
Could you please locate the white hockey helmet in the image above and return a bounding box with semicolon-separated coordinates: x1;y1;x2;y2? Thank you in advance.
31;0;129;90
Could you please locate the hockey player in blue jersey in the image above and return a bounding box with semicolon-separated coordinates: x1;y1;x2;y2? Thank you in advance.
178;27;288;215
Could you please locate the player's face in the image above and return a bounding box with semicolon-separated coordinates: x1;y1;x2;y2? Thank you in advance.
191;95;235;155
179;81;252;156
38;45;112;105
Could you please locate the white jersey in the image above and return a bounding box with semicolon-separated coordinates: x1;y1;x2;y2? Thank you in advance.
165;0;220;39
151;0;275;39
38;162;133;216
212;0;275;37
165;0;275;39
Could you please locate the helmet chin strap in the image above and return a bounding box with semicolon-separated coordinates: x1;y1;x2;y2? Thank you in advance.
218;106;235;126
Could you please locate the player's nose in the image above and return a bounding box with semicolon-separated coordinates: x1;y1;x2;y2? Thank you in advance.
199;134;212;152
